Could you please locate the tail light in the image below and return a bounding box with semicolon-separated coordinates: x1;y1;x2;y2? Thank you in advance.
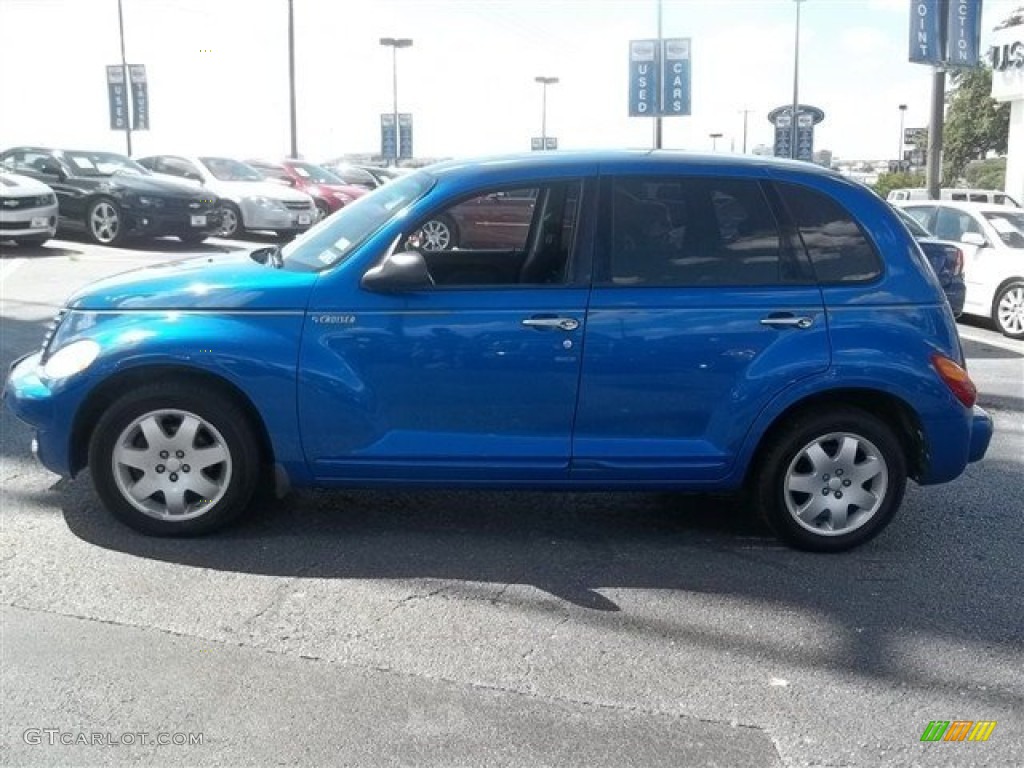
931;353;977;408
950;245;964;276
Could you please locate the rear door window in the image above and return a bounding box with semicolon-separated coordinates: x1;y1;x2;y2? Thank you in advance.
776;183;882;283
601;176;797;286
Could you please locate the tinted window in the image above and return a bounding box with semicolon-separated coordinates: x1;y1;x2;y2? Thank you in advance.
894;207;931;238
902;205;936;230
604;177;787;286
982;211;1024;248
777;183;882;283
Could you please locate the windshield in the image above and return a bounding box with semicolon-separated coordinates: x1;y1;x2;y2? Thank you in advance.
894;207;931;238
281;171;435;272
983;211;1024;248
200;157;264;181
63;151;149;177
326;164;378;187
289;162;344;185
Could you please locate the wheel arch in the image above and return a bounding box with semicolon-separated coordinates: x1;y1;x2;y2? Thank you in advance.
991;276;1024;311
743;387;926;485
69;364;275;477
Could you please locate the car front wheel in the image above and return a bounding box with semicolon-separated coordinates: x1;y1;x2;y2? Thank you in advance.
86;198;126;246
215;202;243;239
752;407;907;552
89;381;260;536
993;281;1024;340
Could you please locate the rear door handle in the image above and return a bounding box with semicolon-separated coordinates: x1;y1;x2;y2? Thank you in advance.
760;314;814;329
522;316;580;331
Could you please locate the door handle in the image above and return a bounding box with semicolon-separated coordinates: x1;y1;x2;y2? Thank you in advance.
522;316;580;331
760;315;814;329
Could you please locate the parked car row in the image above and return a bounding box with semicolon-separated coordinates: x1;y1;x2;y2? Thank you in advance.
1;146;403;247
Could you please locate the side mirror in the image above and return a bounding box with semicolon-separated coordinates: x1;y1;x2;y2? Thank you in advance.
961;232;986;247
361;250;434;292
39;160;65;179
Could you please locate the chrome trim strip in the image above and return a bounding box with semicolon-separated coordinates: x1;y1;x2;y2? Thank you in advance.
65;309;305;316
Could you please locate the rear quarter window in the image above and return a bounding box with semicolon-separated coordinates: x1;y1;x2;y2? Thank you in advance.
776;182;882;284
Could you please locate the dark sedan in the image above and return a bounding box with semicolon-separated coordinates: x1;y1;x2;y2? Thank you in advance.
0;147;222;246
894;206;966;317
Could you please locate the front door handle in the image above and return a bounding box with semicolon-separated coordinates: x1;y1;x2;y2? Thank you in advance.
522;316;580;332
760;314;814;329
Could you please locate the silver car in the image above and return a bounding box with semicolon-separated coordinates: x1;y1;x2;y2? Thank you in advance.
0;171;58;246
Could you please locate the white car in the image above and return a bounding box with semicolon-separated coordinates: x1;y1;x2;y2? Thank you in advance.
135;155;316;238
0;171;58;246
898;200;1024;339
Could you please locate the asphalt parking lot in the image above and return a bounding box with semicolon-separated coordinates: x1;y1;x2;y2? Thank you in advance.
1;235;1022;767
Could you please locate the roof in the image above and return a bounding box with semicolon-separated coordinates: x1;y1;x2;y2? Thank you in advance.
423;149;839;179
895;199;1022;213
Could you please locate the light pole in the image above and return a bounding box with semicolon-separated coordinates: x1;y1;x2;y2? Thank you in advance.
535;76;559;150
288;0;297;157
709;132;723;151
117;0;131;155
790;0;805;160
898;103;908;169
654;0;663;149
379;37;413;167
738;108;753;154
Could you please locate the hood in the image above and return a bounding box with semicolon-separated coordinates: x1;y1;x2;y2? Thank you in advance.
111;172;212;198
0;172;54;197
66;251;317;311
208;179;313;203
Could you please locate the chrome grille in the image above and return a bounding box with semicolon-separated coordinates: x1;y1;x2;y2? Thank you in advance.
39;308;67;361
1;194;55;210
283;200;312;211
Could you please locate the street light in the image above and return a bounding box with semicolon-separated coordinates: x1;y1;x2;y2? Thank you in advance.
379;37;413;167
534;76;559;150
898;103;908;169
790;0;806;160
709;132;724;151
288;0;297;157
738;108;753;154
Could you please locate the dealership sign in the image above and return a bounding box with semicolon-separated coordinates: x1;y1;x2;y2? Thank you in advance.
380;113;413;161
908;0;984;68
990;26;1024;102
628;38;691;117
768;105;825;162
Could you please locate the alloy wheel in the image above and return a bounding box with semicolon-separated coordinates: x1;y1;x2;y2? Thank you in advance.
111;409;233;521
996;285;1024;337
783;432;889;536
90;202;120;244
419;219;452;251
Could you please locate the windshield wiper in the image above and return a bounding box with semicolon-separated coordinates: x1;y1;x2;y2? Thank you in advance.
250;245;283;268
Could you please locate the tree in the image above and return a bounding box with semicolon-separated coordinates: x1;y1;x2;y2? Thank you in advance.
966;158;1007;190
941;68;1010;185
939;7;1021;184
872;171;926;199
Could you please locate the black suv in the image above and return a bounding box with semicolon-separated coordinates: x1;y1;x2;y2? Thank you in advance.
0;147;222;246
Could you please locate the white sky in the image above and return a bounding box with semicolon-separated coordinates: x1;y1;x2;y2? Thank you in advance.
0;0;1019;163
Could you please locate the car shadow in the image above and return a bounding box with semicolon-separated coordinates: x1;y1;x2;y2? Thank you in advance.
0;241;84;259
52;455;1024;708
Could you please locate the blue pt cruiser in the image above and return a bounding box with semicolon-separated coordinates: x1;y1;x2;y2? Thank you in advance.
3;151;993;551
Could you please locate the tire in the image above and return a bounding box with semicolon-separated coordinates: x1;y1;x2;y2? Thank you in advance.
751;407;907;552
992;281;1024;340
85;198;127;246
417;215;458;251
14;234;50;246
215;202;243;239
88;381;261;536
178;233;208;245
314;199;330;222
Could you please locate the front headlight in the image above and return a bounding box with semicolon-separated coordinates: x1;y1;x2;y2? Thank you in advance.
132;195;164;208
246;195;283;210
42;339;101;379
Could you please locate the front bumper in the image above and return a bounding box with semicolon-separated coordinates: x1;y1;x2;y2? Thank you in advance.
239;200;314;232
122;207;222;238
2;351;69;476
0;203;59;237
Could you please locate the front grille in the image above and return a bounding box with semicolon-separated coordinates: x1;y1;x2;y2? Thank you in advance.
0;194;54;210
159;197;216;213
283;200;312;211
0;220;33;229
40;308;67;361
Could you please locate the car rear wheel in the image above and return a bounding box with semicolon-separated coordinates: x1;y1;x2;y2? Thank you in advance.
215;202;243;238
993;281;1024;340
417;215;457;251
89;381;260;536
751;407;907;552
86;198;126;246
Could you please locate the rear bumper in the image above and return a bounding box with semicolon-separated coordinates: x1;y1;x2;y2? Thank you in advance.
968;405;993;464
